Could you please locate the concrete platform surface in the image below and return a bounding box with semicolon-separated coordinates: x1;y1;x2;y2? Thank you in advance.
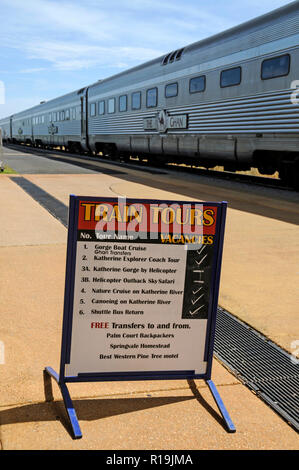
0;167;298;450
0;149;97;174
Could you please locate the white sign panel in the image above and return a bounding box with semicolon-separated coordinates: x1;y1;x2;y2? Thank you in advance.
61;197;224;381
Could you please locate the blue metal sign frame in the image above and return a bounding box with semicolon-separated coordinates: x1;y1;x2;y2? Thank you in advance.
44;195;235;438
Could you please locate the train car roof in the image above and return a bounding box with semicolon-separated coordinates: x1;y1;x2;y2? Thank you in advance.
1;87;86;120
87;1;299;90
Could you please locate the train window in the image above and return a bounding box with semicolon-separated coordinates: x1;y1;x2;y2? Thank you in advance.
261;54;290;80
65;109;70;120
146;87;158;108
108;98;115;114
165;82;178;98
220;67;241;87
162;53;171;65
119;95;127;112
98;101;105;115
90;103;96;117
168;51;177;63
189;75;206;93
41;115;45;124
61;111;65;121
72;108;76;119
53;112;57;122
49;113;52;122
175;48;184;61
131;92;141;110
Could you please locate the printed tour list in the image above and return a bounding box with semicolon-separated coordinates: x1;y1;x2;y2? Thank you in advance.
65;199;218;378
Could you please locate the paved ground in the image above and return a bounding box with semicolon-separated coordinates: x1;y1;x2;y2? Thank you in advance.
0;145;298;450
1;148;98;174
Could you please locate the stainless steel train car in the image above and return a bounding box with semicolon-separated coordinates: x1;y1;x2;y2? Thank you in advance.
5;88;88;152
1;1;299;187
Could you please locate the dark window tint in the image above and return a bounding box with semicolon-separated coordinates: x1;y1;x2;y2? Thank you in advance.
168;51;176;63
132;91;141;110
65;109;70;120
221;67;241;87
119;95;127;112
162;53;171;65
165;83;178;98
175;48;184;61
146;88;157;108
189;76;206;93
261;54;290;80
98;101;105;115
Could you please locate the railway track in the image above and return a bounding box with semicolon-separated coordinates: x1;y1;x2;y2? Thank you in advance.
4;142;297;193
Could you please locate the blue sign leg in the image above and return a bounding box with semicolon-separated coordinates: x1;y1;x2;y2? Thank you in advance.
44;367;83;439
60;381;82;439
45;366;59;383
206;379;236;433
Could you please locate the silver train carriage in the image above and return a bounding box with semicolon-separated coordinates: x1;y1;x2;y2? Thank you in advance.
1;1;299;187
1;88;89;153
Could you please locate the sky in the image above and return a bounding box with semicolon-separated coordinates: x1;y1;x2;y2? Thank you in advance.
0;0;295;118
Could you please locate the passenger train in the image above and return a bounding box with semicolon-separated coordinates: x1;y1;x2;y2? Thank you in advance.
1;1;299;188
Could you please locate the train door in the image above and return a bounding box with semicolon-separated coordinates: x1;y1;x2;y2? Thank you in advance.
9;116;13;141
80;89;89;151
31;117;34;145
49;126;55;147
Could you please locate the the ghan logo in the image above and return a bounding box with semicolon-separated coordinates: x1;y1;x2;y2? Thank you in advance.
143;110;188;133
48;123;58;135
157;110;167;133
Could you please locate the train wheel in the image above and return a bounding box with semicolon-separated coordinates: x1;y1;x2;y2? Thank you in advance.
147;154;166;167
279;160;299;190
119;152;130;163
293;160;299;191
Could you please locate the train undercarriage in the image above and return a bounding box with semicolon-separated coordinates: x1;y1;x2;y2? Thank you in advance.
4;136;299;190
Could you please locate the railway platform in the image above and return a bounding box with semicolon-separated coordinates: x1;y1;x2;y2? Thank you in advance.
0;146;298;450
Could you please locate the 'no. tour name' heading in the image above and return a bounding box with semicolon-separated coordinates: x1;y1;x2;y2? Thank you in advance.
78;201;218;235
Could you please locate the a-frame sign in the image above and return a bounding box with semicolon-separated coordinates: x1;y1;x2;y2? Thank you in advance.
45;195;235;438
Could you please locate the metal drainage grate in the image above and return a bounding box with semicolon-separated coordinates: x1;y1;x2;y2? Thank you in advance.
214;307;299;432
